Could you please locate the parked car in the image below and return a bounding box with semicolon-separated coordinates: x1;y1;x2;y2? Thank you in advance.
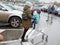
53;6;58;15
41;5;48;12
18;3;25;7
54;7;60;16
0;3;23;28
13;5;24;11
54;10;58;15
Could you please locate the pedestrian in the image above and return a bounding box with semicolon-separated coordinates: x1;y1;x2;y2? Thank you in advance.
46;5;55;24
50;5;55;23
46;5;51;22
21;1;34;42
32;11;40;29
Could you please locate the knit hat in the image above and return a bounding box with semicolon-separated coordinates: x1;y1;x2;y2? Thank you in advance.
25;1;33;7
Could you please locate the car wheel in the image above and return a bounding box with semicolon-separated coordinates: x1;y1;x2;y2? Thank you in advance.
9;17;21;28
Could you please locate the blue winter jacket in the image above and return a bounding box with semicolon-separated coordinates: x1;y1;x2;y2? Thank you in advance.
33;13;40;23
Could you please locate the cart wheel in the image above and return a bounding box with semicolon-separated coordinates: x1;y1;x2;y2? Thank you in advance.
21;40;23;45
45;35;48;42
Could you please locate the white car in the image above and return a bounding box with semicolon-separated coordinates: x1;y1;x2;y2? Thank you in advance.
14;5;24;11
5;3;24;11
41;5;48;12
56;7;60;15
0;3;23;28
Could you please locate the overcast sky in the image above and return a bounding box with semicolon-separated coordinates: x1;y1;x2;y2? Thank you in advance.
39;0;60;3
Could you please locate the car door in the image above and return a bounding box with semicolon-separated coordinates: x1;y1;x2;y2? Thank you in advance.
0;5;5;22
0;5;11;22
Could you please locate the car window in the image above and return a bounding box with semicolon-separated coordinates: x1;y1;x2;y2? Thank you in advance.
5;4;16;10
0;5;4;8
0;5;4;10
0;3;13;11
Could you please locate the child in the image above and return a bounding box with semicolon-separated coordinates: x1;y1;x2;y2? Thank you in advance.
32;11;40;29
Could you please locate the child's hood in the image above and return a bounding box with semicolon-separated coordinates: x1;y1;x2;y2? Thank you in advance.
33;11;37;15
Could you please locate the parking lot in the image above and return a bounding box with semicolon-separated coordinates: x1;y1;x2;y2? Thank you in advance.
21;12;60;45
0;1;60;45
0;12;60;45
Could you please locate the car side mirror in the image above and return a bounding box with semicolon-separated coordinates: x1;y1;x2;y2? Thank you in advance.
2;8;8;11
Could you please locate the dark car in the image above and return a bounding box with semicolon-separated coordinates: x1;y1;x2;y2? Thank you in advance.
54;10;58;15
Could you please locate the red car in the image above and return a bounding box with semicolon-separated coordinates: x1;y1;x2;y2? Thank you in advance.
31;6;41;15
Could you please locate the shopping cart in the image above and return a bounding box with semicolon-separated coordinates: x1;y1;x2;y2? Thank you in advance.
25;18;48;45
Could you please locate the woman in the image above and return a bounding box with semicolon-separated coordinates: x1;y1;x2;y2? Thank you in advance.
21;2;34;42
